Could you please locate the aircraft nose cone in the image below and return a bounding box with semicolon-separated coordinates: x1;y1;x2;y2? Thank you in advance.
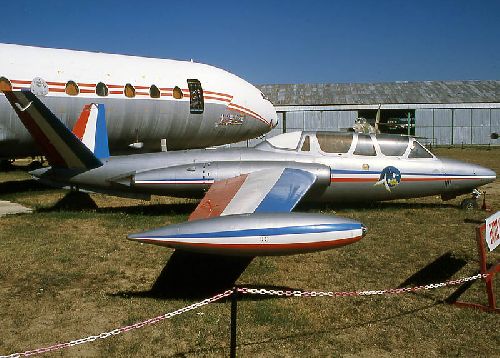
441;158;496;187
477;166;496;184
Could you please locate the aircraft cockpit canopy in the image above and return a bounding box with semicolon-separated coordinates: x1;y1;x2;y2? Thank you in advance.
259;131;434;159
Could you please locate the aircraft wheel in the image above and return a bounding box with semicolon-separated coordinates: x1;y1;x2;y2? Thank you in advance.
460;198;478;210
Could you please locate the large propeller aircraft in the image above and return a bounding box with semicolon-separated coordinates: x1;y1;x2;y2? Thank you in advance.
0;43;277;160
5;90;496;257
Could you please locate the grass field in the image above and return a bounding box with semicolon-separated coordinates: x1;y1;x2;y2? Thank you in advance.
0;148;499;357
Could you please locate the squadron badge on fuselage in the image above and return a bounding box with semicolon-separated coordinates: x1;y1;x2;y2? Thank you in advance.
375;166;401;192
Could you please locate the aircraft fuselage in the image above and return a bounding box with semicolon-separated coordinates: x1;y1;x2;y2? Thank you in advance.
0;44;277;158
33;131;496;203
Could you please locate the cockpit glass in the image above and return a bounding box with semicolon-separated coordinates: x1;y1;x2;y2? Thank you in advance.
353;134;376;156
408;140;433;158
317;132;353;153
377;135;409;156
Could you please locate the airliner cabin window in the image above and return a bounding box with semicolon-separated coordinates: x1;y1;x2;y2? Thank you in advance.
124;83;135;98
187;79;204;114
317;132;353;154
173;86;183;99
96;82;108;97
150;85;160;98
0;77;12;92
377;134;408;156
353;134;376;156
408;141;433;158
65;81;79;96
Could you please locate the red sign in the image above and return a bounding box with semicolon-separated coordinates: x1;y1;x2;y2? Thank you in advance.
485;211;500;251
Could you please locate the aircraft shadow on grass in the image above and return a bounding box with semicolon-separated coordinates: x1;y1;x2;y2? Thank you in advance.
38;190;460;215
296;200;458;212
36;191;198;215
0;178;51;195
397;251;472;304
111;252;305;300
111;251;253;299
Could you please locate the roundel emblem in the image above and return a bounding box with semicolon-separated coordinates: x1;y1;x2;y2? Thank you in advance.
374;166;401;192
30;77;49;96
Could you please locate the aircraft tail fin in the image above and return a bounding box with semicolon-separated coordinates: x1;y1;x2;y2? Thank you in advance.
72;103;110;160
4;90;103;170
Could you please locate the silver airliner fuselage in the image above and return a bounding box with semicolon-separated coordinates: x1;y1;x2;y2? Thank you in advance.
0;43;277;158
33;131;496;203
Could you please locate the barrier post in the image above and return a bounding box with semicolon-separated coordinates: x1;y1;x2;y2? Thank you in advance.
230;287;238;358
454;212;499;313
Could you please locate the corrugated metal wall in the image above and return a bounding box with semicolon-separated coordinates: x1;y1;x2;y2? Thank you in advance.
232;108;499;147
415;108;500;146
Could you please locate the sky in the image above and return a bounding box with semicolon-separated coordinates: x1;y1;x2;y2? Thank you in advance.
0;0;498;85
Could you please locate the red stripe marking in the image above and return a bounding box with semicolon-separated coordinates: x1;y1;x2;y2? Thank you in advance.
107;84;122;88
228;103;268;125
331;178;377;183
204;95;231;103
49;88;66;93
109;90;122;94
72;104;92;139
76;82;96;87
188;174;248;221
46;81;65;86
79;89;95;94
228;106;269;126
204;90;232;98
330;177;484;183
10;80;31;84
135;91;149;96
136;235;363;253
403;177;481;182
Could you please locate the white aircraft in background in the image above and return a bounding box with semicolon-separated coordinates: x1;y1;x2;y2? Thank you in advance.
0;43;277;160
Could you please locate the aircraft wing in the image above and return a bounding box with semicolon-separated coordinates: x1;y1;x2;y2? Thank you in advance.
128;166;365;256
188;168;316;220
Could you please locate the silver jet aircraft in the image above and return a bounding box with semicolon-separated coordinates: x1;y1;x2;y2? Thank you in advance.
5;91;496;256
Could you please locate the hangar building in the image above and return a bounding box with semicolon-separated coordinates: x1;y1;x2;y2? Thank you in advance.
242;80;499;147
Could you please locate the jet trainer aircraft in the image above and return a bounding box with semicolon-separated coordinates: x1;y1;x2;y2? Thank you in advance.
5;91;496;256
0;43;277;160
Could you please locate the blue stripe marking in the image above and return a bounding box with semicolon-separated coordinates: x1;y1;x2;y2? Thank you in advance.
144;223;361;239
332;169;380;175
255;168;316;213
331;169;467;177
94;104;110;159
137;178;214;183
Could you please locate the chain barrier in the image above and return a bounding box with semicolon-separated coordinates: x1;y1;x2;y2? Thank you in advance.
236;273;489;297
0;289;233;358
1;273;489;357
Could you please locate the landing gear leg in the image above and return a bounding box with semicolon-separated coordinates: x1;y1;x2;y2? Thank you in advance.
460;189;480;210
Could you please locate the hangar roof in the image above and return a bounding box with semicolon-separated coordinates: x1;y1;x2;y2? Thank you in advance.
257;80;500;106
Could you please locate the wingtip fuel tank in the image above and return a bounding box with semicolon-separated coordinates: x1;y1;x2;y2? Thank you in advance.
128;213;366;256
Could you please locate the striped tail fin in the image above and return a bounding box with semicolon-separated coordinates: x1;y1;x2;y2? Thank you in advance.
4;90;102;170
72;103;110;160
